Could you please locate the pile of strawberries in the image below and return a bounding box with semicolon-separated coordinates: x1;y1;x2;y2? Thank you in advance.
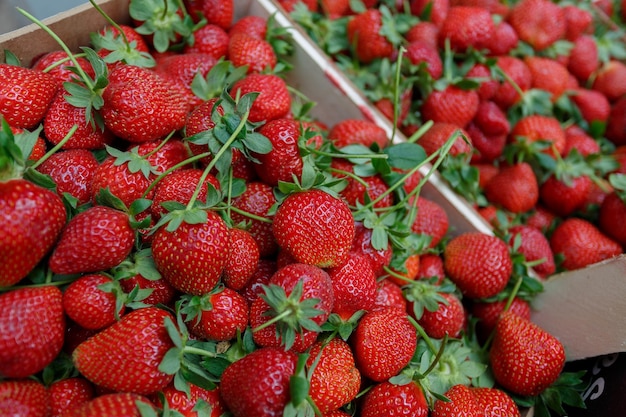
1;0;617;416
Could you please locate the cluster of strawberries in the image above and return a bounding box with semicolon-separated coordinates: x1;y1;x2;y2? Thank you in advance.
1;0;619;416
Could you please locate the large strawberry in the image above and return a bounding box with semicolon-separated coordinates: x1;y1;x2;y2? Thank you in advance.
444;232;512;299
49;377;95;417
483;162;539;214
73;307;175;395
219;347;298;417
0;379;49;417
229;73;291;123
421;85;480;128
272;189;355;268
0;64;58;129
490;312;565;396
432;384;481;417
0;286;65;378
360;380;428;417
438;6;495;52
49;205;135;275
253;118;303;186
0;178;66;287
327;252;378;320
507;0;566;51
472;386;521;417
228;33;277;74
62;273;124;331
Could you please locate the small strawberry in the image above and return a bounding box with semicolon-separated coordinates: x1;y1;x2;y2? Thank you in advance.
223;227;260;290
437;6;495;52
484;20;518;56
592;60;626;103
473;100;510;137
411;196;450;248
62;393;155;417
0;64;58;129
346;9;394;64
539;173;593;217
606;96;626;146
569;88;611;125
507;0;566;51
219;347;298;417
507;224;556;278
119;272;177;307
253;118;303;186
151;168;220;219
472;386;521;417
351;221;393;277
0;286;65;378
0;379;49;417
490;312;565;396
154;382;225;416
599;180;626;246
239;259;277;305
525;56;569;101
416;253;445;283
228;34;277;74
327;252;378;320
31;50;96;86
230;73;291;123
272;189;355;268
360;380;428;417
567;35;599;84
90;153;155;208
549;217;622;271
196;0;233;29
492;56;532;110
351;306;417;382
374;279;407;311
422;85;480;129
432;384;481;417
471;297;531;340
562;4;593;41
36;149;99;206
183;24;230;58
49;377;94;417
410;0;450;27
327;118;390;149
405;21;439;46
229;15;267;39
467;123;507;163
331;158;393;209
483;162;539;214
49;205;135;275
510;114;567;156
444;232;513;299
231;181;278;257
418;122;472;157
415;292;466;339
406;40;443;79
73;307;175;395
62;274;124;331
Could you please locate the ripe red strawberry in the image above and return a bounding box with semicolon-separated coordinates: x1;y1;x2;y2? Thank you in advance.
606;96;626;146
228;34;277;74
101;65;188;143
63;393;155;417
49;205;135;275
421;85;480;128
36;149;99;206
387;253;420;286
599;190;626;246
410;0;450;27
185;286;249;341
360;380;428;417
63;274;124;331
327;252;378;320
0;286;65;378
351;221;393;277
273;189;355;268
253;118;302;186
119;271;176;307
411;196;450;248
196;0;233;29
151;168;220;219
563;4;593;41
467;63;498;101
540;173;593;217
229;15;267;39
152;210;229;295
49;377;94;417
154;382;225;416
438;6;495;52
374;279;407;311
183;24;229;58
308;338;361;414
90;154;154;208
251;263;334;351
467;123;507;163
0;379;49;417
569;88;611;124
507;0;566;51
73;307;175;395
510;114;566;156
219;347;298;416
231;181;278;257
484;20;519;56
328;118;390;149
416;253;445;283
418;122;472;157
230;73;291;123
415;292;466;339
567;35;599;83
222;227;260;290
484;162;539;213
563;131;601;157
473;100;510;137
31;50;96;86
550;217;622;270
332;158;393;209
592;60;626;103
0;64;58;129
405;40;443;80
351;306;417;382
471;297;531;340
472;386;521;417
492;56;532;110
239;259;277;305
406;21;439;46
444;232;513;299
44;91;114;149
507;224;556;278
490;312;565;396
1;179;66;286
432;384;481;417
346;9;394;64
525;56;570;101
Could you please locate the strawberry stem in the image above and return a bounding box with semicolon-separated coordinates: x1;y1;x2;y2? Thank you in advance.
89;0;132;48
29;125;78;170
141;151;213;198
481;273;525;352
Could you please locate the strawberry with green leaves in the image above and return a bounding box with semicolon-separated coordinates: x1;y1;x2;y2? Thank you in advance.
507;224;556;278
0;286;65;378
253;118;303;186
483;162;539;214
153;382;225;417
346;9;394;64
230;73;291;123
415;291;466;339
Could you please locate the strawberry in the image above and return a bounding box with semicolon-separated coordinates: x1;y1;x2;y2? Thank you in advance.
484;21;518;56
36;149;99;206
151;168;220;219
416;253;445;283
31;50;96;86
90;154;154;208
196;0;233;29
73;307;175;395
49;377;94;417
471;297;531;339
509;114;566;156
272;189;355;268
152;210;230;295
228;34;277;74
0;286;65;378
374;279;407;311
526;205;558;233
0;64;58;129
63;274;124;331
223;227;260;290
473;100;510;137
230;73;291;123
599;189;626;246
231;181;278;257
346;9;394;64
472;386;521;417
406;21;439;46
467;63;498;101
351;221;393;276
135;138;190;175
387;253;420;286
507;224;556;278
550;217;622;270
239;259;277;305
331;158;393;209
183;24;229;58
351;306;417;382
410;0;450;27
327;118;390;149
444;232;513;299
415;292;466;339
525;56;569;101
567;35;599;84
405;39;443;80
483;162;539;214
432;384;481;417
592;60;626;103
563;4;593;41
327;252;378;320
539;173;593;217
0;179;66;286
253;118;303;186
606;96;626;146
219;347;298;417
563;131;601;157
360;380;428;417
229;15;267;39
437;6;495;52
418;122;472;157
466;123;507;163
251;263;334;351
507;0;566;51
183;286;249;341
411;196;450;248
101;65;188;143
0;379;49;417
421;85;480;128
569;87;611;125
62;393;155;417
154;382;225;416
49;205;135;275
119;272;176;307
492;56;532;110
490;312;565;396
308;338;361;414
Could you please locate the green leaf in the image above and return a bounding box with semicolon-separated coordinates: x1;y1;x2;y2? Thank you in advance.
384;142;427;170
3;50;21;66
242;132;273;154
164;316;183;349
159;347;182;375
